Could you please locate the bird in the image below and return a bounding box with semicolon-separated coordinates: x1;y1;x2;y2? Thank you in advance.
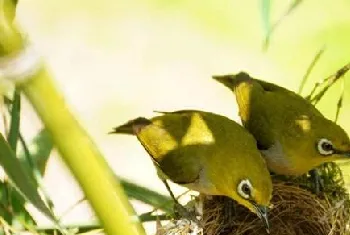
110;110;272;233
212;72;350;177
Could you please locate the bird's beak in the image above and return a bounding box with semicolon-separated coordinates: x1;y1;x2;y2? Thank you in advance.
253;203;270;234
334;149;350;158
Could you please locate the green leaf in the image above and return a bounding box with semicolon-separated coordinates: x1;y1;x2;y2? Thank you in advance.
261;0;271;43
263;0;304;50
18;129;53;176
18;129;55;211
3;181;36;228
7;89;20;153
35;214;169;234
120;178;174;214
4;92;55;217
1;89;36;226
0;180;14;224
298;46;326;95
0;132;56;221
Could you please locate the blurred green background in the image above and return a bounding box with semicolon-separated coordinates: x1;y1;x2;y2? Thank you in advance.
13;0;350;233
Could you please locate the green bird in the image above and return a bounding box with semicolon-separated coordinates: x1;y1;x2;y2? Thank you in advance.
213;72;350;176
110;110;272;232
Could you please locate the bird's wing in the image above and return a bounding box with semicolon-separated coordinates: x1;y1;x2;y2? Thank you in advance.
136;122;204;184
110;114;202;183
232;76;277;150
233;73;326;151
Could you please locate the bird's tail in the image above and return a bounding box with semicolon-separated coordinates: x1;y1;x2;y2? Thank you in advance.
212;72;253;90
213;72;287;94
109;117;152;135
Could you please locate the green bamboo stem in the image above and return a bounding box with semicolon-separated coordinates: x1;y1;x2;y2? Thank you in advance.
0;1;145;234
21;69;145;235
0;0;23;55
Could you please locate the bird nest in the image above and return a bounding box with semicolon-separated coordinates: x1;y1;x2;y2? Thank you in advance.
158;162;350;235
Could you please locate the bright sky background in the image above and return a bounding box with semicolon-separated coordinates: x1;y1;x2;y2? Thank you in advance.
13;0;350;234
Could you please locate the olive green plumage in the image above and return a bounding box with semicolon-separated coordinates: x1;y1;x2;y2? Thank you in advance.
213;72;350;175
110;110;272;226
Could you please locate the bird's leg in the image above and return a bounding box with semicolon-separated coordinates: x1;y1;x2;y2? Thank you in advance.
161;180;199;223
162;179;178;203
309;169;324;195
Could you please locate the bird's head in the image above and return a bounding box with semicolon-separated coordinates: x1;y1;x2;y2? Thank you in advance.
281;116;350;174
310;118;350;164
233;177;272;233
210;151;273;233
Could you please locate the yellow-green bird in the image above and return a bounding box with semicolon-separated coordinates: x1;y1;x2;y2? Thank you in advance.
213;72;350;176
110;110;272;231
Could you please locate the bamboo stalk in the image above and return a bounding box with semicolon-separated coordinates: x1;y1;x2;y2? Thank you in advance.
21;68;145;235
0;1;145;234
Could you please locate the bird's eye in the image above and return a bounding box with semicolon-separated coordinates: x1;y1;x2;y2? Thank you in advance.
317;138;334;155
237;179;252;199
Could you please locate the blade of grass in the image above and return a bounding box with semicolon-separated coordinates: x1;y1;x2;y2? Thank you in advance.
0;132;55;221
36;214;169;235
57;177;174;222
5;94;55;211
0;180;14;224
1;97;9;137
7;89;20;153
120;178;174;214
260;0;271;46
56;181;174;223
263;0;304;50
308;62;350;104
6;185;36;227
18;133;40;178
4;88;34;226
18;132;55;210
305;76;330;101
3;93;55;227
334;78;345;123
18;129;53;175
298;46;325;94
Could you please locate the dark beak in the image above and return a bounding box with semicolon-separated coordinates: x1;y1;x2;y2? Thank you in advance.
333;149;350;158
254;204;270;234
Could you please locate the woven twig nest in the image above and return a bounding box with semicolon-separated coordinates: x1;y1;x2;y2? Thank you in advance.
158;162;350;235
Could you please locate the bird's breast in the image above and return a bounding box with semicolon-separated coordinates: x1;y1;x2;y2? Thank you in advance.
260;141;299;175
181;168;220;195
261;142;315;175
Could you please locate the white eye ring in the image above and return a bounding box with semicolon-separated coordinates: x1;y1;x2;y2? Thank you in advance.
237;179;252;199
317;138;334;155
